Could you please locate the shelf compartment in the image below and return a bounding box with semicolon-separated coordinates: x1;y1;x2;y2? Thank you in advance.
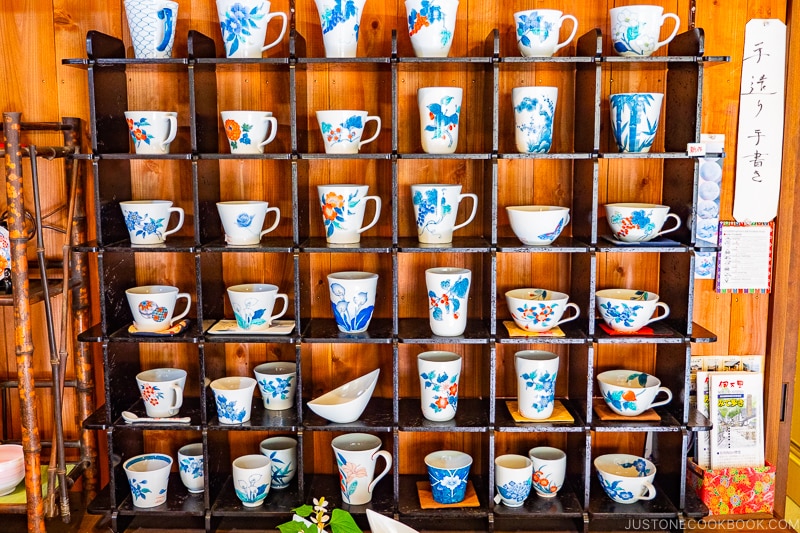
299;237;393;253
209;475;302;517
491;477;584;519
208;398;300;431
494;321;588;344
398;319;491;344
115;476;206;516
494;398;586;432
397;474;489;518
398;398;489;432
303;397;393;432
301;318;394;344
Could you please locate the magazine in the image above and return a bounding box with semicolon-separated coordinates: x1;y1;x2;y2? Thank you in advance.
708;372;764;469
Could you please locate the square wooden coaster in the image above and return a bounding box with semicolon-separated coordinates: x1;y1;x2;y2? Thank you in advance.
503;321;565;337
417;480;480;509
128;319;189;336
506;399;574;423
593;402;660;421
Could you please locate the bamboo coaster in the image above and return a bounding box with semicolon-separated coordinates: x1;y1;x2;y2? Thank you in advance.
506;399;574;423
593;402;660;421
128;319;189;336
503;321;565;337
417;480;480;509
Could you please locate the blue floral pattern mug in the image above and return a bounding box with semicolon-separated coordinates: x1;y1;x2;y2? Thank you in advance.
120;200;185;245
513;9;577;57
610;5;680;57
412;184;478;244
216;0;287;58
316;110;381;154
253;362;297;410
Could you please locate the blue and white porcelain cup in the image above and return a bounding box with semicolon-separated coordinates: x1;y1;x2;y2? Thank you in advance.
318;184;382;244
327;272;379;333
253;362;297;410
178;443;205;494
505;288;580;333
232;454;272;507
216;0;288;58
216;201;281;246
596;370;672;416
412;184;477;244
595;288;670;333
604;203;681;242
609;92;664;153
418;87;463;154
418;351;462;422
513;9;577;58
515;350;559;420
529;446;566;498
610;5;680;57
123;453;173;508
124;0;178;59
259;436;297;490
120;200;185;245
314;0;367;57
316;111;381;154
226;284;288;331
220;111;278;154
425;267;471;336
425;450;472;504
494;454;532;507
506;206;569;246
210;376;258;424
595;454;656;504
512;86;558;153
124;111;178;155
405;0;459;57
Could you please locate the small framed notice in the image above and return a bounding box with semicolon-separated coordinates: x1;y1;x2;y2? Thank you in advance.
716;221;773;293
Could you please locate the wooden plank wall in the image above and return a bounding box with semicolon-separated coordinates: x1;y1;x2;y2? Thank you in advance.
0;0;794;516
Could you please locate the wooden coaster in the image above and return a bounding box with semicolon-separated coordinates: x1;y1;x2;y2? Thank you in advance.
128;319;189;336
593;402;660;421
503;321;565;337
506;399;574;423
417;480;480;509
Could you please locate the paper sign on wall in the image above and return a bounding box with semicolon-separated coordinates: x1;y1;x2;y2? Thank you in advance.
716;221;773;293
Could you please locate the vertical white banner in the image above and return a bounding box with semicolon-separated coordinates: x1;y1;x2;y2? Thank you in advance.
732;19;786;223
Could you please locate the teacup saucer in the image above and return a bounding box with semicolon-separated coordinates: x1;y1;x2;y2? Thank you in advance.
601;234;680;247
206;319;295;336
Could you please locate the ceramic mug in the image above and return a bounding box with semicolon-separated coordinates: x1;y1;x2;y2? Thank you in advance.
595;454;657;504
178;443;204;494
609;92;664;153
331;433;392;505
412;184;478;244
515;350;559;420
232;454;271;507
253;362;297;410
226;283;288;331
220;111;278;154
418;87;463;154
506;206;569;246
595;288;670;333
259;436;297;490
610;5;680;57
125;285;192;332
124;0;178;59
216;0;288;58
505;288;580;333
210;376;258;424
120;200;185;245
425;450;472;504
318;184;382;244
135;367;187;418
314;0;367;57
513;9;578;57
529;446;566;498
512;86;558;153
123;453;173;508
425;267;471;336
217;201;281;246
316;110;381;154
494;454;532;507
604;203;681;242
327;271;379;333
418;351;462;422
405;0;459;57
124;111;177;155
597;369;673;416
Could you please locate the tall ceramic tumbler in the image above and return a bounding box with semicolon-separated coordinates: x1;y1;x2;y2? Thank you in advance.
609;93;664;153
418;351;462;422
331;433;392;505
515;350;559;420
405;0;459;57
425;267;471;336
512;87;558;154
418;87;463;154
315;0;367;57
327;271;379;333
124;0;178;58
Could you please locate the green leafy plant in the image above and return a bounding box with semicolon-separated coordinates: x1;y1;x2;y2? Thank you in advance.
277;497;362;533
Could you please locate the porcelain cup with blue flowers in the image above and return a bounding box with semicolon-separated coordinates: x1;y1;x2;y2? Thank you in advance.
259;436;297;490
610;5;680;57
120;200;185;246
232;454;271;507
418;87;463;154
506;288;580;333
425;267;471;336
609;92;663;153
418;351;462;422
210;376;257;424
316;110;381;154
597;370;672;416
405;0;459;57
124;111;177;155
123;453;173;508
217;200;281;246
594;453;656;504
513;9;577;58
318;184;382;244
514;350;559;420
605;203;681;242
506;206;569;246
216;0;287;58
494;454;532;507
221;111;278;154
327;271;379;333
512;86;558;153
227;283;288;331
412;184;477;244
177;443;204;494
425;450;472;504
595;288;669;333
253;361;297;410
314;0;367;57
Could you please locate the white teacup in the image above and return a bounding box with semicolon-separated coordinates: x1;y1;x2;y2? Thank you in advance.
512;86;558;153
125;111;177;155
124;0;178;59
314;0;367;57
217;201;281;246
259;436;297;490
405;0;459;57
226;283;288;331
595;454;657;504
318;184;382;244
494;454;532;507
596;369;673;416
425;267;471;336
610;5;680;57
232;454;271;507
505;288;580;333
253;362;297;410
595;288;669;333
609;93;663;153
513;9;578;58
529;446;566;498
210;376;258;424
216;0;287;58
605;203;681;242
327;271;379;333
418;87;463;154
418;351;462;422
177;443;204;494
120;200;185;245
135;367;187;418
412;184;477;244
506;206;569;246
221;111;278;154
316;111;381;154
125;285;192;332
123;453;173;508
515;350;559;420
331;433;392;505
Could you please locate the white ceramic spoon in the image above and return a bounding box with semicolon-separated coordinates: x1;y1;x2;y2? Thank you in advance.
121;411;191;424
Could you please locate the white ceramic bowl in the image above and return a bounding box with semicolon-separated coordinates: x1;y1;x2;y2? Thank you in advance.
307;368;379;423
0;472;24;496
594;453;657;504
366;508;420;533
506;206;570;246
0;444;23;471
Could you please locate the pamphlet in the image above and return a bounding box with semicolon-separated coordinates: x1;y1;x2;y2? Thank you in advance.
708;372;764;469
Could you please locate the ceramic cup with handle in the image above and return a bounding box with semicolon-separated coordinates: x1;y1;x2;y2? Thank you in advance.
120;200;185;245
253;362;297;410
609;92;663;153
494;454;532;507
216;0;288;58
425;267;471;336
529;446;566;498
412;184;477;244
123;453;173;508
610;5;680;57
259;436;297;490
595;288;669;333
125;285;192;332
597;369;673;416
216;201;281;246
595;453;657;504
506;206;569;246
605;203;681;242
331;433;392;505
226;283;288;331
124;0;178;59
232;454;272;507
318;184;382;244
314;0;367;57
316;110;381;154
125;111;178;155
418;87;463;154
512;86;558;153
135;367;186;418
327;271;379;333
515;350;559;420
418;351;462;422
177;443;205;494
513;9;578;57
405;0;459;57
221;111;278;154
505;288;580;333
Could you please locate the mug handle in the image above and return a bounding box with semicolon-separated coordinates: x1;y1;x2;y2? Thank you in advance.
649;387;673;409
268;294;289;325
168;382;184;412
261;12;289;52
655;213;681;237
155;5;176;53
358;116;382;149
632;480;657;502
554;302;580;326
553;15;579;53
170;292;192;326
368;450;393;494
259;117;279;148
357;196;382;234
160;114;178;151
643;302;670;327
452;193;479;232
162;207;185;238
656;13;681;50
259;206;282;237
